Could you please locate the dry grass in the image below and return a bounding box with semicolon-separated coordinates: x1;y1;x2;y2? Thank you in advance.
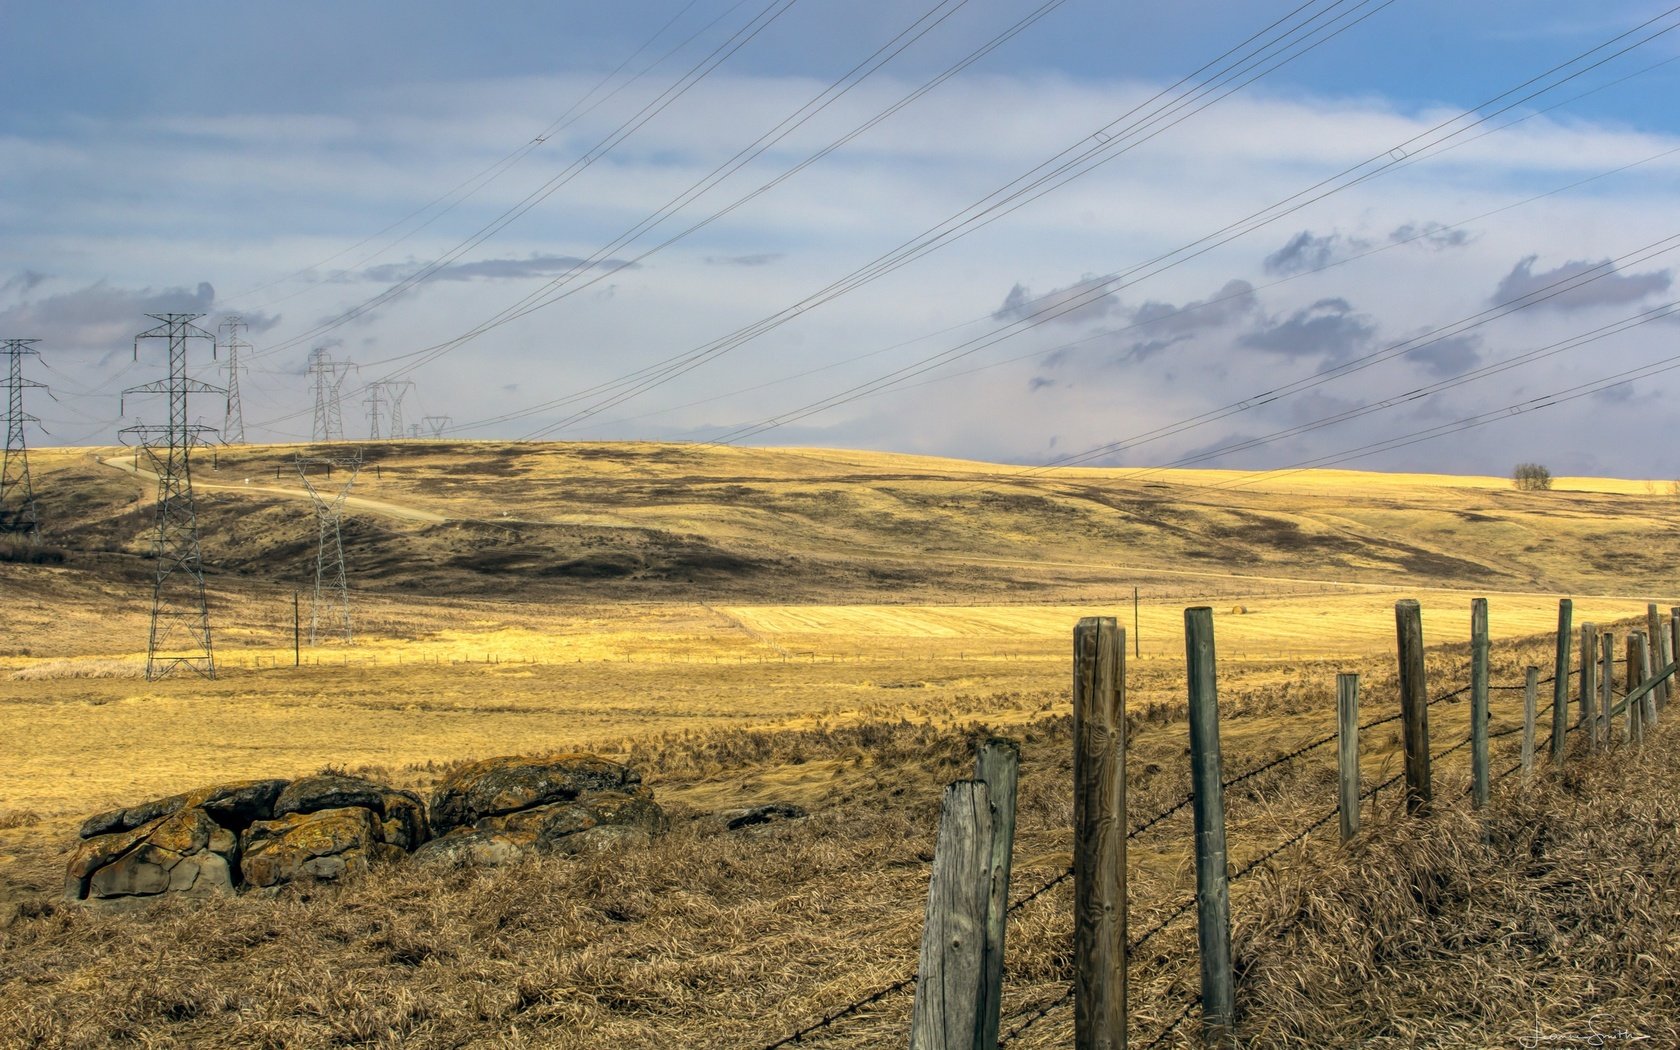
2;441;1678;1046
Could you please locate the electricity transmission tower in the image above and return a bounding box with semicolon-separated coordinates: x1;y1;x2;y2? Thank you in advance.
363;384;387;440
121;314;222;680
1;338;46;536
384;380;415;440
307;348;352;442
423;415;451;438
217;316;249;443
295;452;360;645
408;423;422;439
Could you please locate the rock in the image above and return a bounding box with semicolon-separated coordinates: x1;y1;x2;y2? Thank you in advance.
79;779;288;839
429;754;641;835
68;807;238;902
274;774;389;818
723;802;808;831
417;762;665;868
241;807;398;889
411;829;537;869
379;790;431;851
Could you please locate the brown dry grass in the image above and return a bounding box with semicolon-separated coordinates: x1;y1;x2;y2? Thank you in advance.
3;441;1678;1046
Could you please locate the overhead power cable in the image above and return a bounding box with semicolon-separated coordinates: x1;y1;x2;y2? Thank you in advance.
248;0;803;362
696;7;1680;448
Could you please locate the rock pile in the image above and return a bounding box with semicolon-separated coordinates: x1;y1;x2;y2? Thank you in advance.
65;755;663;907
415;754;667;867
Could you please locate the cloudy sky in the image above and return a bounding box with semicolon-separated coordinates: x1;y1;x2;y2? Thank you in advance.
4;0;1679;477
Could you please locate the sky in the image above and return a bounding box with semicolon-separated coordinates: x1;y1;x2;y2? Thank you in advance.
3;0;1680;477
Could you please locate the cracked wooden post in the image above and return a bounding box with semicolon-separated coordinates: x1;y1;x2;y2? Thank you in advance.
1396;599;1432;816
1637;630;1657;730
1602;631;1617;743
1580;623;1600;751
1649;604;1670;713
1550;599;1573;764
1520;666;1539;778
1073;617;1125;1050
910;780;994;1050
974;739;1019;1050
1470;599;1490;809
1186;607;1235;1049
1627;632;1646;745
1337;672;1361;842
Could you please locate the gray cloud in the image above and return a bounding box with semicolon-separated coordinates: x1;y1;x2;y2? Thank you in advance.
1407;333;1482;377
1241;297;1375;361
1028;376;1056;392
992;277;1120;326
1264;231;1349;276
1390;222;1470;251
1123;280;1260;360
0;271;49;299
0;280;217;359
1492;255;1672;310
706;253;784;267
1266;223;1470;276
354;253;637;284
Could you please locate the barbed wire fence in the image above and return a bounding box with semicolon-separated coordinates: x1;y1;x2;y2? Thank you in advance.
753;609;1660;1049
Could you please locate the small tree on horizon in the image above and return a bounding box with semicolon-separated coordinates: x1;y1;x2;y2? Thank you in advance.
1512;463;1552;491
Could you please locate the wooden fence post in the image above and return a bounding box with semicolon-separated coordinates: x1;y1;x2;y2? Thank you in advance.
1395;600;1433;816
1073;617;1125;1050
1661;627;1677;717
1580;623;1600;751
975;739;1020;1050
1627;632;1646;745
1649;604;1670;713
1670;608;1680;708
1470;599;1490;809
1186;607;1235;1048
1637;630;1657;729
1602;631;1617;743
910;781;994;1050
1550;599;1573;764
1337;672;1360;842
1521;666;1539;778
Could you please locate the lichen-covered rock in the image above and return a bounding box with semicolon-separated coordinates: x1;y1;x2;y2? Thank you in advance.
273;774;389;818
379;790;431;851
429;754;642;835
416;763;665;868
67;807;238;902
241;807;403;888
79;779;288;840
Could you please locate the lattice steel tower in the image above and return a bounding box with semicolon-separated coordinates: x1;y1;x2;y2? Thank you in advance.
1;339;46;536
384;381;415;441
423;415;451;438
296;452;360;645
307;348;351;442
122;314;222;680
363;384;387;441
217;316;249;443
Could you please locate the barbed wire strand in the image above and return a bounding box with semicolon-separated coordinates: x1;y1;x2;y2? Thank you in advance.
995;983;1075;1046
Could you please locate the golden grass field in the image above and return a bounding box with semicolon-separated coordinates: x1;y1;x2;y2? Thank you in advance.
2;440;1678;1047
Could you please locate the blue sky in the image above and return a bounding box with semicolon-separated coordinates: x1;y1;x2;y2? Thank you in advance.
4;0;1679;476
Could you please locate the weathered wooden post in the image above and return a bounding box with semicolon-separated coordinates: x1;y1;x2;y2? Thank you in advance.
1470;599;1490;809
1580;623;1600;751
1073;617;1125;1050
975;739;1020;1050
910;780;994;1050
1636;630;1656;729
1649;604;1670;713
1186;607;1235;1048
1520;666;1539;778
1395;599;1433;815
1661;628;1677;716
1602;631;1617;743
1337;672;1360;842
1550;599;1573;764
1627;632;1646;745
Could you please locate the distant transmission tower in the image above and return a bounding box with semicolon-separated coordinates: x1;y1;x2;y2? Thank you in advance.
384;380;415;440
408;423;422;439
307;348;352;442
295;452;360;645
363;384;387;440
217;316;249;443
121;314;222;680
423;415;451;438
1;338;46;536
